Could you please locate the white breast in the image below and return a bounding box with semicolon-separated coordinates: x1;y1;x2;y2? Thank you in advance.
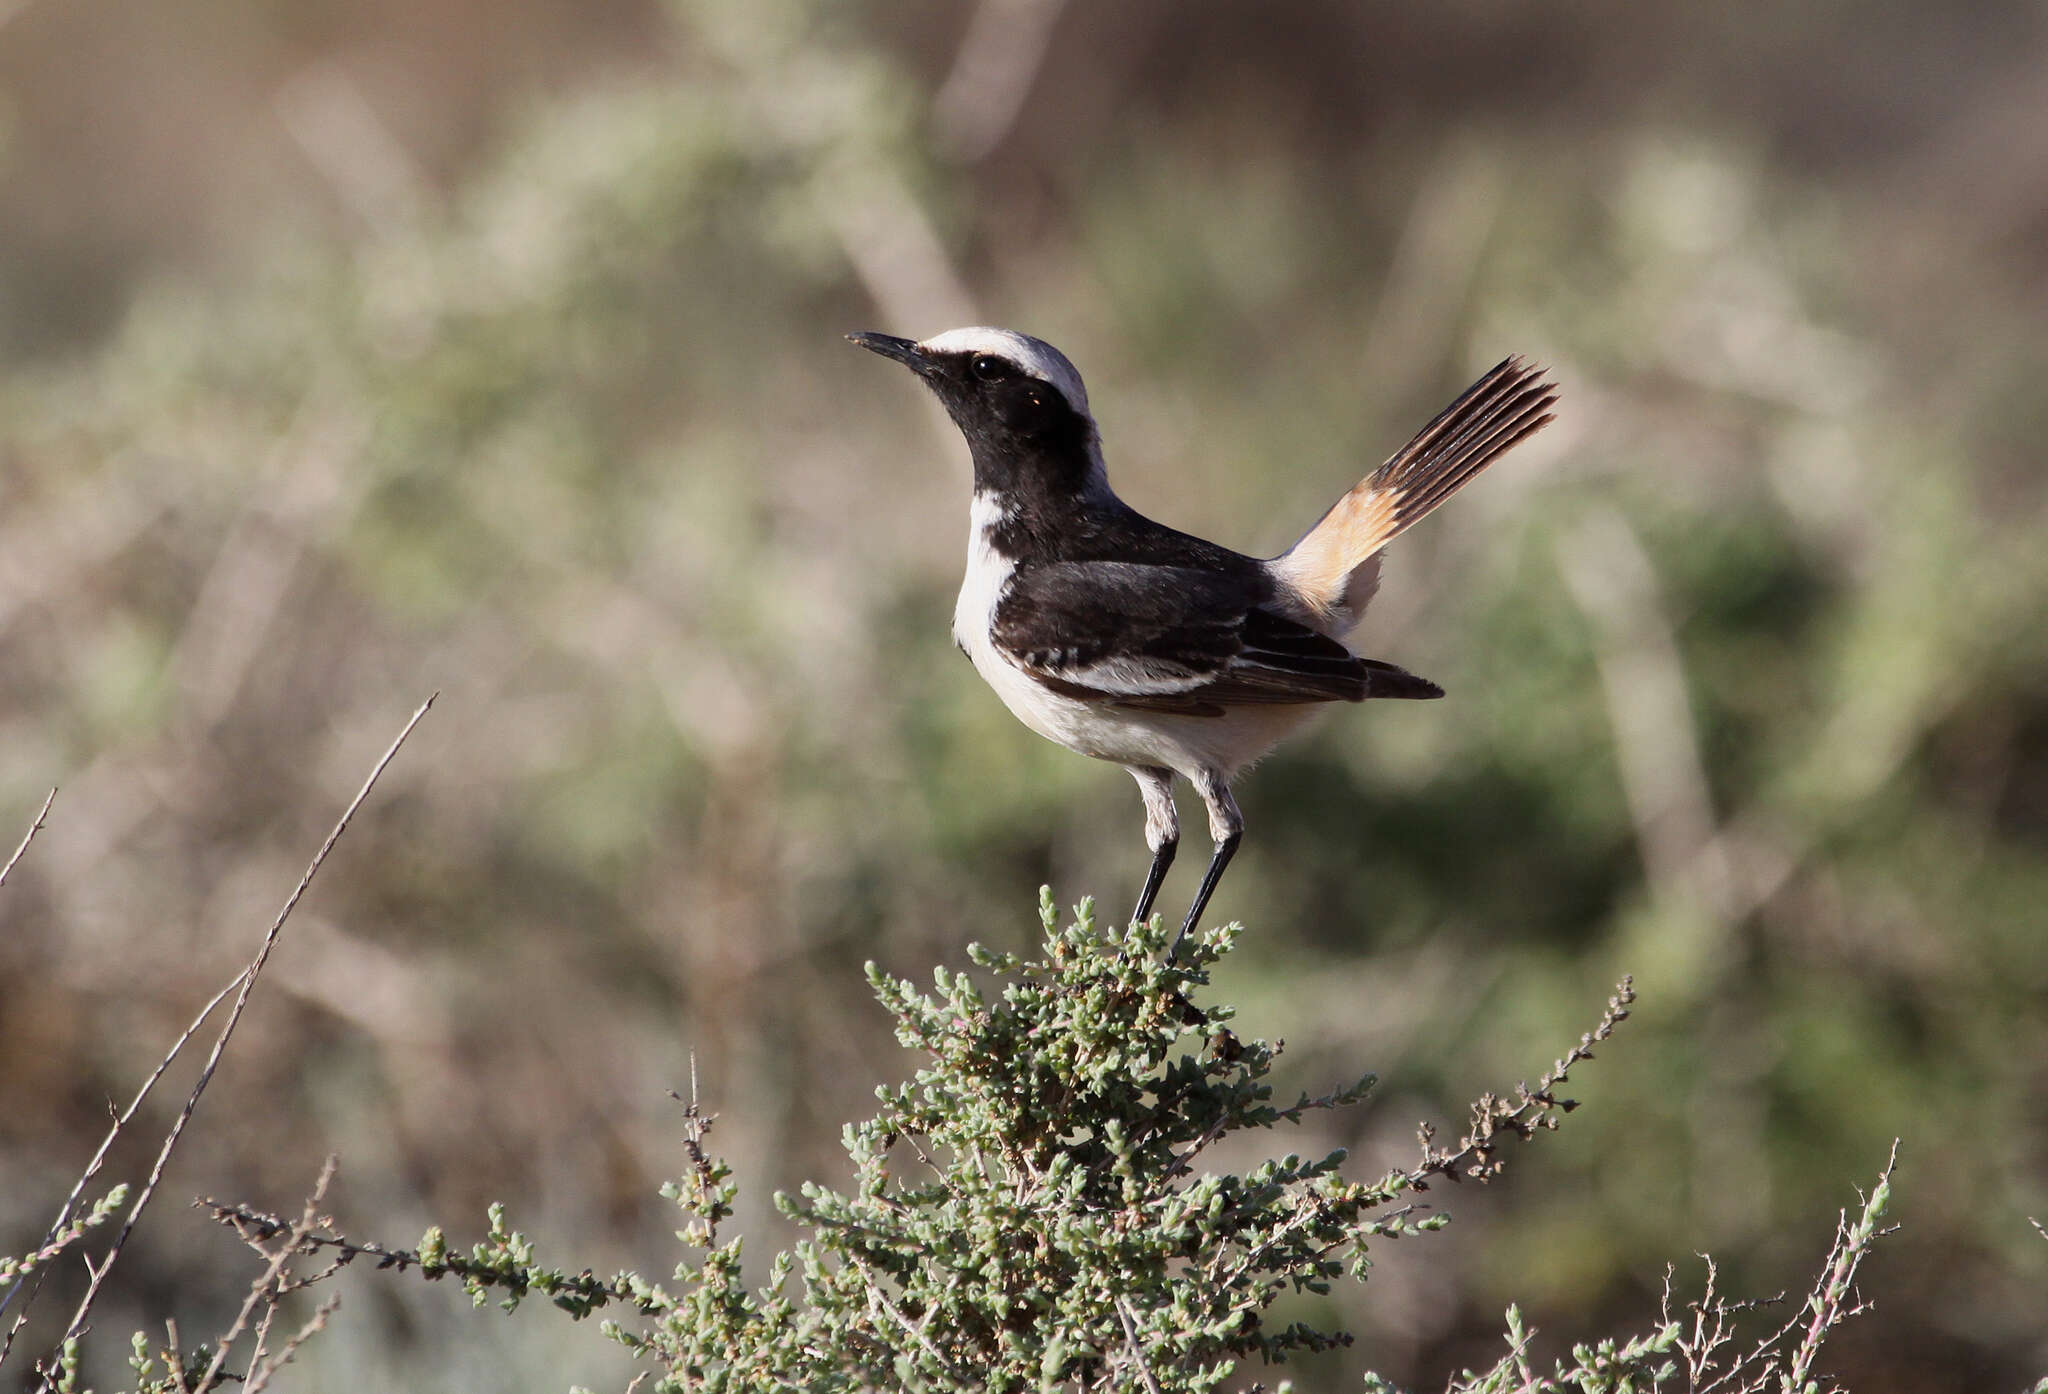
953;491;1104;751
952;491;1014;659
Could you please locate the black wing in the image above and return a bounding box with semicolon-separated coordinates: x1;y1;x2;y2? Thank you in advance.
989;561;1438;717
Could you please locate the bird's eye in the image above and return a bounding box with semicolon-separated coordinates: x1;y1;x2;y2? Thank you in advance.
971;355;1011;381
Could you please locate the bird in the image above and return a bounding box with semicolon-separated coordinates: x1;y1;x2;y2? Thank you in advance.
850;326;1556;960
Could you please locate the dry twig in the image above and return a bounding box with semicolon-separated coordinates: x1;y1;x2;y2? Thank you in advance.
194;1158;341;1394
28;697;436;1392
0;973;248;1362
1115;1296;1164;1394
0;787;55;890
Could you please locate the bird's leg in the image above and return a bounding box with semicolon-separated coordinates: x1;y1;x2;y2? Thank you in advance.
1168;774;1242;964
1127;765;1179;933
1133;844;1176;931
1169;835;1239;964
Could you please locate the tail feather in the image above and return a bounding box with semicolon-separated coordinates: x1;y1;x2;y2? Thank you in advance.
1359;657;1445;700
1272;356;1557;629
1385;367;1554;528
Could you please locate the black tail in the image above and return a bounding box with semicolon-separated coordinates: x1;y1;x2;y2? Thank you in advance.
1359;657;1444;701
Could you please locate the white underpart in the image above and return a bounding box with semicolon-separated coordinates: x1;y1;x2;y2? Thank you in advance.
954;490;1325;782
953;489;1019;661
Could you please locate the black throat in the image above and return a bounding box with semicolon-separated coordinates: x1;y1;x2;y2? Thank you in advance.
929;364;1116;561
917;345;1264;579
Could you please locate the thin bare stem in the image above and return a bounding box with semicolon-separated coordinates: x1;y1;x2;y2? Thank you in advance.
1115;1297;1164;1394
0;970;250;1359
850;1254;970;1385
194;1159;339;1394
242;1293;338;1394
32;697;436;1391
0;787;55;890
165;1319;189;1394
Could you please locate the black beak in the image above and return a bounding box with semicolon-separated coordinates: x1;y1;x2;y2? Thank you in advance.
847;331;926;371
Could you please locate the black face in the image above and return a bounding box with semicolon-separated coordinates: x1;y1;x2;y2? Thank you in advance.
848;332;1096;499
949;351;1074;440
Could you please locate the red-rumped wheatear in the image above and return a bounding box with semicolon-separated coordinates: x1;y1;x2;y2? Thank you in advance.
852;328;1555;959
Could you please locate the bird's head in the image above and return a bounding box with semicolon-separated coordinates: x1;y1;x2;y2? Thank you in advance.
848;327;1103;492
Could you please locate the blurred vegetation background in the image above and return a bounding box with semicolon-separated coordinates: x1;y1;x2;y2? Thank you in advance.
1;1;2043;1389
